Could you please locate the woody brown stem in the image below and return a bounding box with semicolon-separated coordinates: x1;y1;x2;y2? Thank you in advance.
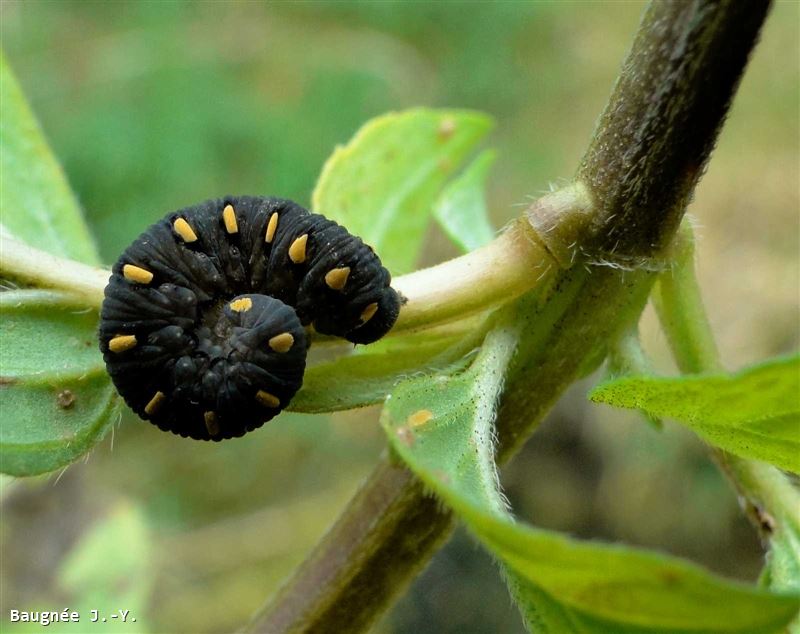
247;2;773;633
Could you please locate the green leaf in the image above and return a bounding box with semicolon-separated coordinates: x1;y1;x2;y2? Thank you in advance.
433;149;497;253
606;326;663;429
0;373;118;477
0;290;105;381
312;108;493;274
589;355;800;473
504;572;741;634
382;332;800;633
384;325;517;510
0;52;100;265
0;290;117;476
382;324;568;632
57;502;152;633
291;333;474;413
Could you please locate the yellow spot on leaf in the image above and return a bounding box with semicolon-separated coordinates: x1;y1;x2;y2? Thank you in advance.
438;117;457;140
396;426;415;447
407;409;433;428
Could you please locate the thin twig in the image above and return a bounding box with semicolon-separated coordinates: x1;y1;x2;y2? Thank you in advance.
0;211;562;337
652;223;800;557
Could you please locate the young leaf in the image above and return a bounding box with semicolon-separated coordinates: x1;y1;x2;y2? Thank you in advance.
382;333;800;633
381;324;581;632
589;355;800;473
433;149;497;253
0;290;117;476
0;53;100;265
312;108;493;274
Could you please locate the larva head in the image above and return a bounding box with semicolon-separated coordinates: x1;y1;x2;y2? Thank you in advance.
344;287;401;344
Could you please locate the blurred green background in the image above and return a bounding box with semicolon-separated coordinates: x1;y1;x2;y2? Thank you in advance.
1;2;797;632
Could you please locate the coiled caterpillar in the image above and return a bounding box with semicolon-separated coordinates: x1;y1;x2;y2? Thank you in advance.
99;196;400;440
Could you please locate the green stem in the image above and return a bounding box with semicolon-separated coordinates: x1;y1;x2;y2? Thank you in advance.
653;221;800;556
0;236;108;307
392;215;561;332
0;206;562;338
651;224;722;374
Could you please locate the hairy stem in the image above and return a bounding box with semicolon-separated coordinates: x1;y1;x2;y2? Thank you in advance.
246;453;453;634
653;222;800;554
392;216;560;332
249;2;773;632
577;0;772;262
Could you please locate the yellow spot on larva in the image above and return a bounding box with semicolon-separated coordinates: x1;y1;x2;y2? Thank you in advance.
173;217;198;242
288;234;308;263
407;409;434;428
108;334;137;353
123;264;154;284
144;391;166;415
255;390;280;408
268;332;294;353
204;411;219;436
360;302;379;323
265;212;279;243
325;266;350;291
223;204;239;234
229;297;253;313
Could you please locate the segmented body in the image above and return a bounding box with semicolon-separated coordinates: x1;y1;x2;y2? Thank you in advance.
99;196;400;440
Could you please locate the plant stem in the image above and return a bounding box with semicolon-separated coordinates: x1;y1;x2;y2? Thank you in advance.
651;224;722;373
0;236;108;307
0;210;561;337
392;216;559;332
250;2;773;632
245;452;453;634
653;222;800;546
577;0;771;262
